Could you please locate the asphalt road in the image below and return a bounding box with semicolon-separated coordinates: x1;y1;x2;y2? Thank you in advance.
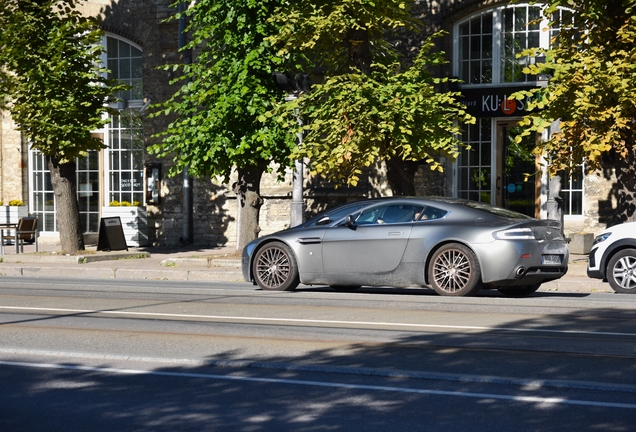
1;277;636;431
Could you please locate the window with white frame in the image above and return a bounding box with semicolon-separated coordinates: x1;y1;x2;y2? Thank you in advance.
457;119;493;203
107;36;143;102
29;35;143;233
457;12;493;84
558;166;584;216
455;4;551;86
500;6;542;83
30;151;100;232
104;35;144;206
107;108;144;205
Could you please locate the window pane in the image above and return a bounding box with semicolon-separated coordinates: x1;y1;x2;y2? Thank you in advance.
482;35;492;58
120;59;131;79
515;7;527;30
470;17;481;35
482;14;492;34
504;9;513;31
132;58;142;78
119;40;130;57
460;22;469;36
571;191;583;215
470;61;481;84
529;7;541;30
470;36;481;59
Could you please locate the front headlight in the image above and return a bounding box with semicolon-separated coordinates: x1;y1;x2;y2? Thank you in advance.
593;232;612;245
493;228;536;240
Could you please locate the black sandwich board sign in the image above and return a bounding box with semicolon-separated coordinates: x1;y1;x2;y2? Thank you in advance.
97;217;128;251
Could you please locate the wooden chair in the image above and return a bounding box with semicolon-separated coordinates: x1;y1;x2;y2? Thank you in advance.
2;216;39;253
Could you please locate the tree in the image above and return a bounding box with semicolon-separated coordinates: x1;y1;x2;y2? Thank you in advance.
269;0;474;195
0;0;126;253
149;0;297;250
513;0;636;223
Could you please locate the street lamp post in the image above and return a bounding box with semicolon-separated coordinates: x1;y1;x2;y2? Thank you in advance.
273;72;311;227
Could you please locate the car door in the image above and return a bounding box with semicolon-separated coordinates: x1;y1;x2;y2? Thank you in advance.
321;203;422;275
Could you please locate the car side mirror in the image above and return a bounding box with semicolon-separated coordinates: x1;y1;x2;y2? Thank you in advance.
344;214;357;230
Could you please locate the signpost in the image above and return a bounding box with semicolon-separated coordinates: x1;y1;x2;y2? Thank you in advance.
97;217;128;251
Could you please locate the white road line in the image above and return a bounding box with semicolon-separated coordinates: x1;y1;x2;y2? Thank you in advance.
3;347;635;394
1;305;634;337
1;359;635;410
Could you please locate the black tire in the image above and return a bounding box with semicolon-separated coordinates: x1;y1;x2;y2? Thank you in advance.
428;243;482;297
330;285;361;292
252;242;300;291
497;284;542;297
607;249;636;293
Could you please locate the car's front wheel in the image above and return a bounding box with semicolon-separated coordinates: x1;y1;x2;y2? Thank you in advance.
607;249;636;293
428;243;482;296
497;284;542;297
252;242;300;291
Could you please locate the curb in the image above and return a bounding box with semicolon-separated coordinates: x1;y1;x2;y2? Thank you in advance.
0;264;244;282
0;251;150;264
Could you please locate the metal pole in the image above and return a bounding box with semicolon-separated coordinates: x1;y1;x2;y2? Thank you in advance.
290;121;304;227
287;96;304;227
179;2;193;243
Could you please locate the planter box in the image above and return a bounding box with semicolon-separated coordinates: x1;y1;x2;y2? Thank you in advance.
101;206;148;247
0;206;28;224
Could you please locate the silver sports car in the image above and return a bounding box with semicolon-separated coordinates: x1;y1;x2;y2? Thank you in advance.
242;197;569;297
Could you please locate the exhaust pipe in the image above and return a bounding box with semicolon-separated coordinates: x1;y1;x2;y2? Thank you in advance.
515;266;526;277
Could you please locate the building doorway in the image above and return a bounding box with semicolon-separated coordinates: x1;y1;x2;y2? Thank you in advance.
496;122;539;217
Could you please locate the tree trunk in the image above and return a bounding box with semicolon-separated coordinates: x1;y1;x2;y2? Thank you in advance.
48;156;85;253
233;164;265;251
385;159;419;196
612;145;636;224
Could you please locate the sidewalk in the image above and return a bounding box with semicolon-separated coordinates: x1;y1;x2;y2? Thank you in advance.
0;241;610;293
0;242;244;283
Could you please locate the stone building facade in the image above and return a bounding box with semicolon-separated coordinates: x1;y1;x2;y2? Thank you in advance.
0;0;621;250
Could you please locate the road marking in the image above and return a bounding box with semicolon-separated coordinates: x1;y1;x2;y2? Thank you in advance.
3;347;635;395
1;359;635;409
1;305;635;337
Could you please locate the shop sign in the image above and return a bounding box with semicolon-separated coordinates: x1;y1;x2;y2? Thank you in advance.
459;86;540;118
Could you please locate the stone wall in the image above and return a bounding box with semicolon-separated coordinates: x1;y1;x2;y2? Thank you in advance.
0;111;26;205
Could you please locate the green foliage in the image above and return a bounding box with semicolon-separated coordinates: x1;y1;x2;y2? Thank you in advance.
267;1;474;188
148;0;298;181
269;0;418;72
270;31;474;187
0;0;127;162
512;0;636;176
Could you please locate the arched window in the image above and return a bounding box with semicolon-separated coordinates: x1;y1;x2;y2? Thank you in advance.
454;4;568;86
29;34;144;234
104;35;144;206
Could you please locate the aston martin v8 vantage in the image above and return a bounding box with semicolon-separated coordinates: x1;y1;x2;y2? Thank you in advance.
242;197;569;297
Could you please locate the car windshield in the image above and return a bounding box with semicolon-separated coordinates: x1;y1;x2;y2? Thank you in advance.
302;202;370;227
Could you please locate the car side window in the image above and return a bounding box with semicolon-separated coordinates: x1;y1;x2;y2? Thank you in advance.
356;204;424;225
418;206;448;221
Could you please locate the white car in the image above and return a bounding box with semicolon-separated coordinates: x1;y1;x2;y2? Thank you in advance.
587;221;636;293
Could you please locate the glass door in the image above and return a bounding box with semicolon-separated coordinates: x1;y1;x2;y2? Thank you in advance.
496;123;538;217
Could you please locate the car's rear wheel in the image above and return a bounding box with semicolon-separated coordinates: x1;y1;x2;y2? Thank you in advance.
607;249;636;293
428;243;482;296
253;242;299;291
497;284;542;297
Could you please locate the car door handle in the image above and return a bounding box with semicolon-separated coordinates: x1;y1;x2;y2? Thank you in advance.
297;237;321;244
388;232;403;236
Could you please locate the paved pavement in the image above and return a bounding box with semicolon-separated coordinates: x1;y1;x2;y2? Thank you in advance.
0;241;612;294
